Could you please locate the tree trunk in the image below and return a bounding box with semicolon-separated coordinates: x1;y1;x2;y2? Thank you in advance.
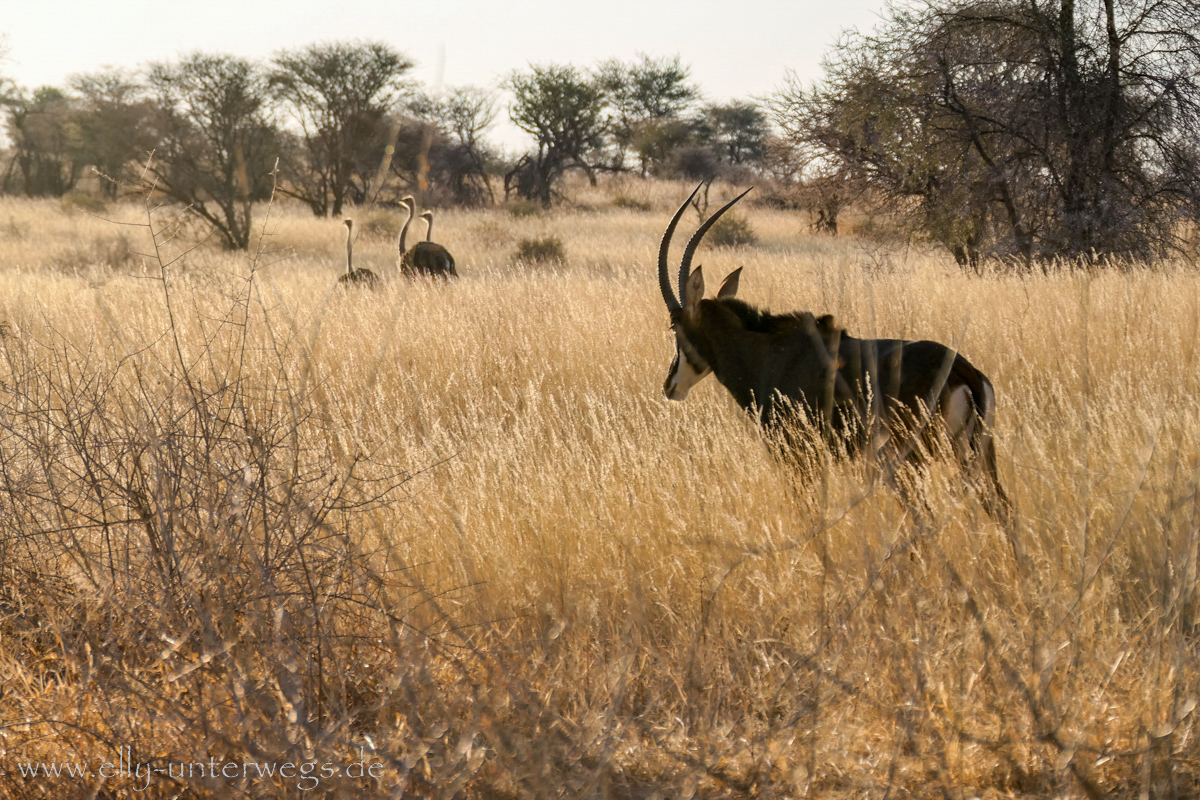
1057;0;1094;258
1101;0;1122;173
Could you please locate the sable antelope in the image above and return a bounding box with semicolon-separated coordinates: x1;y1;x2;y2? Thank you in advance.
398;197;457;279
337;219;381;289
658;185;1009;517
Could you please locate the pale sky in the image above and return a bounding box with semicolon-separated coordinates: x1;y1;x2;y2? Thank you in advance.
1;0;887;151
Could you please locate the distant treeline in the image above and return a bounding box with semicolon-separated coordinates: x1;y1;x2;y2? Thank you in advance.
3;0;1198;264
0;45;769;249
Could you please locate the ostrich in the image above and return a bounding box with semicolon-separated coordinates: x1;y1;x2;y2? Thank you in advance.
398;197;457;279
397;194;417;260
337;219;382;289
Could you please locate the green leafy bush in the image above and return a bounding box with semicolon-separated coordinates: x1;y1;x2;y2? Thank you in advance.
707;214;757;247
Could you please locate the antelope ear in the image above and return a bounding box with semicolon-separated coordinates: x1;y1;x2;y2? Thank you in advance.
684;266;705;316
717;267;742;299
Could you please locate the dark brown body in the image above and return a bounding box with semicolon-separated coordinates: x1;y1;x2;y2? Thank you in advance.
398;201;457;279
338;219;380;290
401;242;457;279
337;268;381;289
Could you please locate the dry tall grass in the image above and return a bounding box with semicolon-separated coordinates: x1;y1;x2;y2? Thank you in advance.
0;180;1196;798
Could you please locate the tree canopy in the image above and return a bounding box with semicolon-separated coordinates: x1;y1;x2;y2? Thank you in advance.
770;0;1200;264
146;53;283;249
270;41;415;217
506;64;607;206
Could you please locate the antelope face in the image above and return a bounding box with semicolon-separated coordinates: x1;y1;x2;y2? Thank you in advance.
655;183;750;402
663;328;711;400
664;264;741;400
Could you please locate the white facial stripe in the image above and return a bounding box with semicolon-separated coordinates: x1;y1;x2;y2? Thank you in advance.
663;345;711;400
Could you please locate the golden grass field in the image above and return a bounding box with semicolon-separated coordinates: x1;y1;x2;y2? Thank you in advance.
0;178;1196;798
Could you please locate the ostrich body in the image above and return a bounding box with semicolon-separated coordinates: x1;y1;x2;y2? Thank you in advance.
398;198;457;279
337;219;381;289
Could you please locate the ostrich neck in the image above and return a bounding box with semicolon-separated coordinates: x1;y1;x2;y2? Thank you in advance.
345;231;353;275
424;217;433;242
399;207;412;253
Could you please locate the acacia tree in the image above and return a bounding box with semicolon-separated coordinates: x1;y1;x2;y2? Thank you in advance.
596;54;699;174
146;53;283;250
0;41;18;191
0;37;11;100
697;101;767;166
506;64;606;206
69;70;155;198
3;86;83;197
270;41;413;216
771;0;1200;264
408;85;499;204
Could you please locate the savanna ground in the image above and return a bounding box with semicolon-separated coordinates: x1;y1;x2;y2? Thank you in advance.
0;177;1196;798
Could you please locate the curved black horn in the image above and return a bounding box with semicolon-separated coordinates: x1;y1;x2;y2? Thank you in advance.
678;187;753;302
658;183;703;312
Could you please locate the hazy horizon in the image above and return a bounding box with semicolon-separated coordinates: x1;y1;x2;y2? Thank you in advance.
2;0;887;151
